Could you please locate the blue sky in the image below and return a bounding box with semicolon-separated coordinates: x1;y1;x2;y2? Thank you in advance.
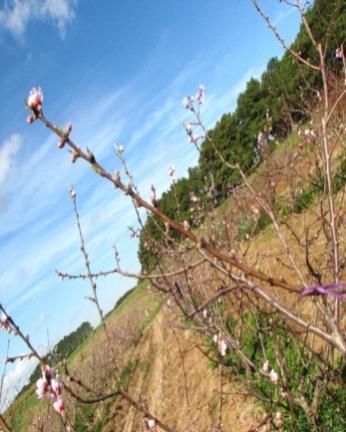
0;0;301;407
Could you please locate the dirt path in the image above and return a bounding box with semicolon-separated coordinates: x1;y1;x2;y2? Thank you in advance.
104;306;261;432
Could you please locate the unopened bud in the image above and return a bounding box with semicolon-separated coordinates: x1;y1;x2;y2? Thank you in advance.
70;151;79;164
58;138;66;149
66;122;73;134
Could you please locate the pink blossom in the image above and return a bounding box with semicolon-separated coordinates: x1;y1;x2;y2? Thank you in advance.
262;360;269;373
53;396;65;414
51;378;64;395
36;377;49;399
336;47;343;59
189;135;200;144
36;366;66;419
304;129;316;141
190;193;199;203
0;314;10;332
213;334;227;356
274;411;282;427
27;87;43;112
147;419;156;431
183;121;193;136
269;369;278;384
218;339;227;356
183;220;190;231
26;114;36;124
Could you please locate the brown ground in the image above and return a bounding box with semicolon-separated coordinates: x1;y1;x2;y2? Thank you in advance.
102;306;261;432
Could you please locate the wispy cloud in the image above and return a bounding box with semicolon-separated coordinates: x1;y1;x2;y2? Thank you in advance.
0;0;77;39
273;6;297;26
0;134;22;197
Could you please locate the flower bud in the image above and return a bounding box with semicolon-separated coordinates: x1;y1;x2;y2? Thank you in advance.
27;114;36;124
70;151;79;164
58;138;66;149
27;87;43;111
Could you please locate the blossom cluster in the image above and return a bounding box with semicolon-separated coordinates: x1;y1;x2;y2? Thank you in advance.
213;333;227;357
26;87;44;123
182;84;205;110
36;365;65;415
182;85;205;145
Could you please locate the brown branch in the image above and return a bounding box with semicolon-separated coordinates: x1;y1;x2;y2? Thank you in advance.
38;113;301;294
251;0;320;71
63;383;177;432
57;258;206;282
0;415;11;432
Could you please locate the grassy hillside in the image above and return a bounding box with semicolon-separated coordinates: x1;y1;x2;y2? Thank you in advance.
4;281;163;431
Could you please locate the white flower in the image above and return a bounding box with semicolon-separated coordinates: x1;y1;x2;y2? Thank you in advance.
213;334;227;356
262;360;269;373
51;378;63;395
190;193;199;203
218;339;227;356
274;411;282;427
146;419;156;431
53;396;65;414
189;135;200;144
36;377;49;399
27;87;43;111
182;96;192;109
183;121;192;132
183;220;190;231
69;186;76;199
115;144;124;154
336;47;343;59
269;369;278;384
304;129;316;140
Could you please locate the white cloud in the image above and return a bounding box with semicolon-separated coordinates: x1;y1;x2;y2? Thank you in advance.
0;134;22;188
0;0;77;39
1;356;38;410
273;7;297;26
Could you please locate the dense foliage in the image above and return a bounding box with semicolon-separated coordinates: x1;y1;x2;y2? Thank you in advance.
138;0;346;272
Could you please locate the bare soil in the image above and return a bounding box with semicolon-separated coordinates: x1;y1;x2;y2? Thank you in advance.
102;307;261;432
